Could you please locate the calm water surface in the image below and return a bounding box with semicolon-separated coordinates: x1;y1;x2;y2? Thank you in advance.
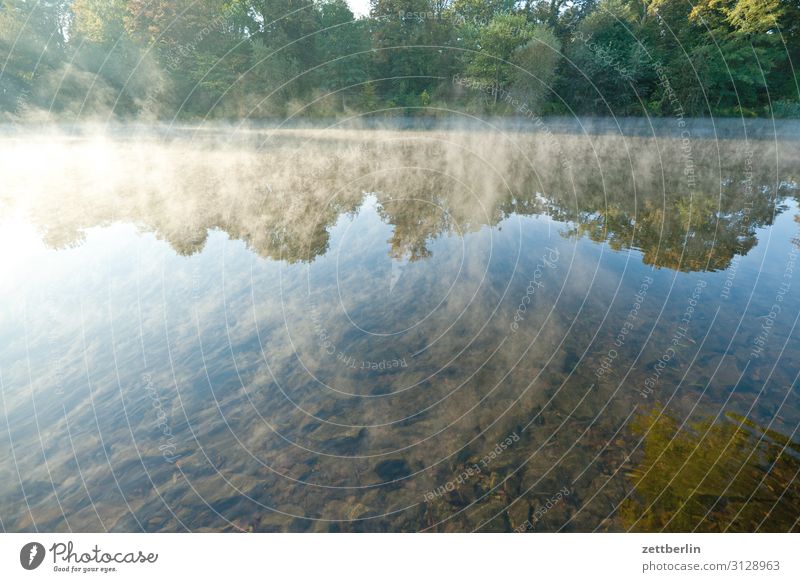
1;123;799;531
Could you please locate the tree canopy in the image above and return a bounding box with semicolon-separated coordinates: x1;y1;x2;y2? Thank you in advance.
1;0;797;120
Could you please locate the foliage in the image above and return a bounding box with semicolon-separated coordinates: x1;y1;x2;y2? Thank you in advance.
0;0;797;119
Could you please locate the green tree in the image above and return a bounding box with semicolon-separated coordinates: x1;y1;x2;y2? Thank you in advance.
315;0;370;110
692;0;799;107
370;0;454;105
511;25;561;111
243;0;321;97
466;12;534;106
0;0;68;116
66;0;167;118
450;0;514;25
564;0;650;114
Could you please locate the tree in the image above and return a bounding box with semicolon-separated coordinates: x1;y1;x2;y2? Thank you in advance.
466;12;534;106
564;0;650;114
66;0;167;118
315;0;370;109
1;0;795;119
242;0;321;97
511;25;561;111
692;0;800;106
0;0;69;116
369;0;454;105
524;0;597;32
683;0;788;115
450;0;514;26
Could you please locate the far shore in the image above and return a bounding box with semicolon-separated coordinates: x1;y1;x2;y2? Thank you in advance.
1;116;798;142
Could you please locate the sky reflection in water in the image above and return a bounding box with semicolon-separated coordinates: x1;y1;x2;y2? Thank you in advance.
0;126;799;532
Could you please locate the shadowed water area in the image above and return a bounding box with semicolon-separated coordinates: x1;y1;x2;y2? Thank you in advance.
1;122;799;532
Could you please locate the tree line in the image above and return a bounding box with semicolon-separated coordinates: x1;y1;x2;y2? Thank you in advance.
1;0;798;121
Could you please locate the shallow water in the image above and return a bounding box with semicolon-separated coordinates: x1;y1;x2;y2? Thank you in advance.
1;124;799;531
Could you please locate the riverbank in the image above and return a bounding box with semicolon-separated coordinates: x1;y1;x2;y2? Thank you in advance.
2;116;799;142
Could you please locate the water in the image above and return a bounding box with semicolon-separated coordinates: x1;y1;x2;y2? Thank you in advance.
1;123;799;532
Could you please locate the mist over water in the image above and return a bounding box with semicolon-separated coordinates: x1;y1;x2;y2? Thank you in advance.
1;122;799;532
